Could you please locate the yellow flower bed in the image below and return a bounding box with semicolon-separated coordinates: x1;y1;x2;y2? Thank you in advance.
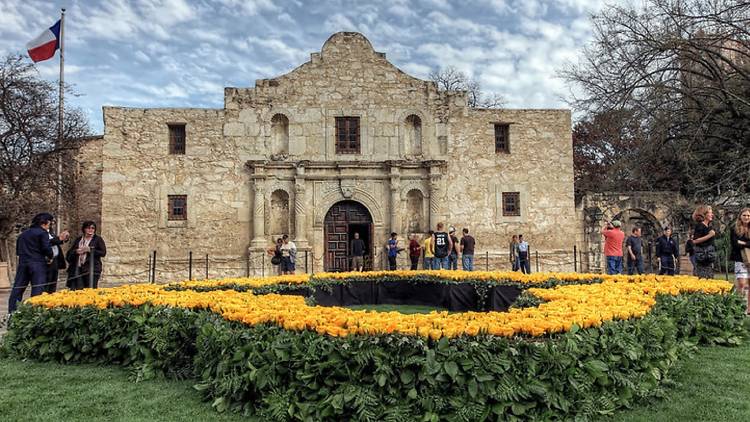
173;270;612;289
27;272;732;340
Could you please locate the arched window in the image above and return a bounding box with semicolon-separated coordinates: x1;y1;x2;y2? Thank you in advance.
269;190;290;235
271;114;289;156
405;189;425;233
405;114;422;155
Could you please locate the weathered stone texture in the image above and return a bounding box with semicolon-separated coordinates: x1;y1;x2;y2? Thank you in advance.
98;32;577;282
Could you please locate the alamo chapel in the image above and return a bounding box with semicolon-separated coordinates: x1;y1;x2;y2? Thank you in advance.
94;32;576;278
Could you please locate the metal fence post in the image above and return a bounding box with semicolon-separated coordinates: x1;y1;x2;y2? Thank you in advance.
147;253;152;283
188;251;193;280
89;250;96;288
262;253;265;277
246;254;250;277
485;251;489;271
305;251;309;274
573;245;578;272
205;254;209;280
151;250;157;284
535;250;539;273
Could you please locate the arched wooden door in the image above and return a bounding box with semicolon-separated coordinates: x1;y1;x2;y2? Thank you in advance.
324;201;373;272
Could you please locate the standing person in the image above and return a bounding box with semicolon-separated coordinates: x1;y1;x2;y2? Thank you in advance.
433;223;453;270
408;234;421;270
509;235;519;271
423;230;435;270
602;220;625;275
517;234;531;274
691;205;716;279
278;234;297;275
66;221;107;290
685;231;697;276
729;208;750;313
655;227;679;276
386;232;402;271
350;232;366;272
45;220;70;294
460;228;475;271
8;213;54;313
448;227;460;270
267;238;283;275
625;227;644;275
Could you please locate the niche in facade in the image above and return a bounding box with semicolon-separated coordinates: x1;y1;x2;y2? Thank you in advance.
405;189;426;233
269;189;290;235
271;114;289;156
404;114;422;155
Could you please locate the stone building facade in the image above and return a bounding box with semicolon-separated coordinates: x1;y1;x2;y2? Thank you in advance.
98;32;576;281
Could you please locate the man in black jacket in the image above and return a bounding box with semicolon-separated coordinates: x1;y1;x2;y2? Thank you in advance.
656;227;679;276
8;213;54;313
45;218;70;293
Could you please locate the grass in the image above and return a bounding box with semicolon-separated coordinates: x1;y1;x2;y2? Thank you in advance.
606;340;750;422
0;359;242;422
1;340;749;421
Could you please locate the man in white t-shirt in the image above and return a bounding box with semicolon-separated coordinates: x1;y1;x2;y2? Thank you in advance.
279;234;297;274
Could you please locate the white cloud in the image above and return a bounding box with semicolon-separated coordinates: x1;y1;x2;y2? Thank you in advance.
0;0;607;132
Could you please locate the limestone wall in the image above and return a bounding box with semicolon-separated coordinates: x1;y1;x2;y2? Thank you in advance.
442;108;577;270
97;32;578;282
100;107;252;282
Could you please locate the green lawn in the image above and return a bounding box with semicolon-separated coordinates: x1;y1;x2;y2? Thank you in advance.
1;341;749;421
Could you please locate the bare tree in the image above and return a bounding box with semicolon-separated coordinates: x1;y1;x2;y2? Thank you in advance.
0;54;90;246
430;66;505;108
562;0;750;203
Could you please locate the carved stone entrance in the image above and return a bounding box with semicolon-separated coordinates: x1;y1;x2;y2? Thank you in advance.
324;200;373;272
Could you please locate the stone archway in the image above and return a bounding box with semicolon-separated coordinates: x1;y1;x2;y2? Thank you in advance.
577;192;690;273
324;200;373;272
612;208;661;273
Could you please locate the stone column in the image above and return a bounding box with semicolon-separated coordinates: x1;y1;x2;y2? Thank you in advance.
428;173;440;230
294;173;308;248
390;176;400;233
251;177;266;248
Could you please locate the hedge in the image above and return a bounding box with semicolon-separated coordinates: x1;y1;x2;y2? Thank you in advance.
1;272;746;421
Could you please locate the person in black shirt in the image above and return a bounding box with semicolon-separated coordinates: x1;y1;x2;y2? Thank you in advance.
625;227;644;275
350;232;366;271
8;213;54;313
655;227;679;275
691;205;716;279
460;228;475;271
729;208;750;313
433;223;453;270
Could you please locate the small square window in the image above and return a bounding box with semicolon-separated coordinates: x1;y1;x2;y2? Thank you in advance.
502;192;520;217
494;124;509;153
169;124;186;154
335;117;360;154
168;195;187;220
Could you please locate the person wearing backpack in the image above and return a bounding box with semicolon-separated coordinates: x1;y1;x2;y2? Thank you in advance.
433;222;453;270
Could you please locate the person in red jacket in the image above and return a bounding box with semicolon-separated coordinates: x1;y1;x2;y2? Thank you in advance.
602;220;625;275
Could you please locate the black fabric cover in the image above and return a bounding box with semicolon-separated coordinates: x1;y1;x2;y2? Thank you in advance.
312;281;522;312
489;285;522;311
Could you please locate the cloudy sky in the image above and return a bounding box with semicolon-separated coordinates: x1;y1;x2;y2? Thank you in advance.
0;0;608;133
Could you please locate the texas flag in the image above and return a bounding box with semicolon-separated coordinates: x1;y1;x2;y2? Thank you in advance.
26;20;61;63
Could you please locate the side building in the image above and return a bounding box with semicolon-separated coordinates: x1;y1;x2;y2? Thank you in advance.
98;32;575;280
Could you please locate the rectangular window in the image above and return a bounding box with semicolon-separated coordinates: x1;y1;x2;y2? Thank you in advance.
335;117;360;154
169;124;186;154
494;123;509;153
168;195;187;220
502;192;520;216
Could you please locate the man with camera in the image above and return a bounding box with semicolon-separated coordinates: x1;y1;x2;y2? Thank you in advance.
602;220;625;275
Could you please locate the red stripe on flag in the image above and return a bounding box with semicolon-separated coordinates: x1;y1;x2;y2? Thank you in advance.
28;40;58;62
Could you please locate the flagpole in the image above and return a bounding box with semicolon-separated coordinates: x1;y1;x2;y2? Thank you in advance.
56;8;65;235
